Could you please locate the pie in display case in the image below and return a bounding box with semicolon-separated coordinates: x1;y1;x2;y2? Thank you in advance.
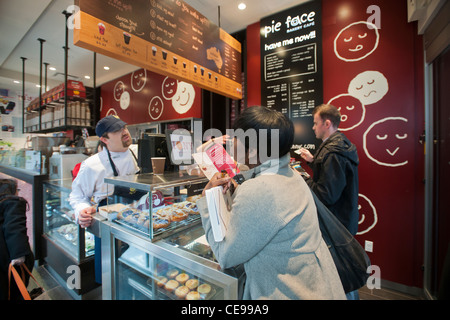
101;223;243;300
102;171;208;240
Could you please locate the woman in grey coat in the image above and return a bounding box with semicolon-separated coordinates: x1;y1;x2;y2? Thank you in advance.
197;106;346;300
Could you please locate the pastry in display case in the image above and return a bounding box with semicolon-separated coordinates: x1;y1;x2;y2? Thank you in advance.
116;242;223;300
102;172;207;240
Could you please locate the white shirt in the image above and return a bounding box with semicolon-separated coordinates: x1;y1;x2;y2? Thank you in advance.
69;146;139;222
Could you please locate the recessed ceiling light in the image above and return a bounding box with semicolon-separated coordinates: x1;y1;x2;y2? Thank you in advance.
49;67;56;71
84;75;91;79
104;66;110;70
36;84;41;88
13;80;20;84
238;3;246;10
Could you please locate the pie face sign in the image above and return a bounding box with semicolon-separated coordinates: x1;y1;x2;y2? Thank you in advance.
74;0;242;99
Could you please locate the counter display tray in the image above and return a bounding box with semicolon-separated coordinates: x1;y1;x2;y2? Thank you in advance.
111;199;202;240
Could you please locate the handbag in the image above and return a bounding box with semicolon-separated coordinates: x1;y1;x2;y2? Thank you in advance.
311;191;371;293
8;263;45;300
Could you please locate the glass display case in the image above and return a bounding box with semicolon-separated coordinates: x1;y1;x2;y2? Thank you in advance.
42;179;99;298
43;179;95;260
98;172;245;300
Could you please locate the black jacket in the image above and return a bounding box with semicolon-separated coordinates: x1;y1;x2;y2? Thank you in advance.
0;181;33;300
305;131;359;235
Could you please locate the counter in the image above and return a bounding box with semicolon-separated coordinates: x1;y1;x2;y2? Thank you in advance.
0;163;47;262
95;172;245;300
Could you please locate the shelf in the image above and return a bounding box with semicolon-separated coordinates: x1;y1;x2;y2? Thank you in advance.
25;124;94;134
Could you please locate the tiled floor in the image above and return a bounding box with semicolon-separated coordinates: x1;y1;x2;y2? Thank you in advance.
28;264;424;300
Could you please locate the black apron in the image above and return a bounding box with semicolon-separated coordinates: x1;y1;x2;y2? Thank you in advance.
99;148;146;207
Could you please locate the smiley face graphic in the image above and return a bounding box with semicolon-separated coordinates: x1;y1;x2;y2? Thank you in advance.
131;69;146;92
334;21;379;62
148;96;164;120
172;81;195;114
348;71;388;105
162;77;178;100
119;91;130;110
363;117;409;167
328;94;366;131
113;81;125;101
356;194;378;236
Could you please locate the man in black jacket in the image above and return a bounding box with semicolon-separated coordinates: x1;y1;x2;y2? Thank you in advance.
300;104;359;236
0;179;34;300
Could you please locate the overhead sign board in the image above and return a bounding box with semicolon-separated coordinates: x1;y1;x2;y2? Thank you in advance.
74;0;242;100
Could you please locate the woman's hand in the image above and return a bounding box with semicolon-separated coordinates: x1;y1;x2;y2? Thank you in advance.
202;172;237;196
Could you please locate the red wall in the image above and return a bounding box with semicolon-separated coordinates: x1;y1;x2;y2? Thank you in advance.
248;0;425;288
100;68;201;123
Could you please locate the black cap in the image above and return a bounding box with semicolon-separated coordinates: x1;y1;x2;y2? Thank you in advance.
95;115;127;137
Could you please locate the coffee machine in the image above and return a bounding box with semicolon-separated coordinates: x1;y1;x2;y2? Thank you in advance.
137;133;170;173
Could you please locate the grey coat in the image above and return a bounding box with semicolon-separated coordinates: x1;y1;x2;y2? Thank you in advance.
197;154;346;300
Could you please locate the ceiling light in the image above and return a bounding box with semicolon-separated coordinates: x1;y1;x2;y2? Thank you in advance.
36;85;41;88
49;67;56;71
13;80;20;84
104;66;110;70
84;75;91;79
238;3;246;10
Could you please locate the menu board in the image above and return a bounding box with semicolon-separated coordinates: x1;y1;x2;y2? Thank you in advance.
74;0;242;100
260;0;322;151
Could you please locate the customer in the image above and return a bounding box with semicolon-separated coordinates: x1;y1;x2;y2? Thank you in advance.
299;104;359;236
299;104;360;300
69;115;140;284
0;179;34;300
198;106;346;300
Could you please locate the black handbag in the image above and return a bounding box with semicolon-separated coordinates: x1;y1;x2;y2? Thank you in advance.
311;191;371;293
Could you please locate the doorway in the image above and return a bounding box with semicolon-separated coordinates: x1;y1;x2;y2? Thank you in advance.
425;45;450;299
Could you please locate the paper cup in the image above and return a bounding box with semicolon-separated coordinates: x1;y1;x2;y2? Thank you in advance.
151;157;166;174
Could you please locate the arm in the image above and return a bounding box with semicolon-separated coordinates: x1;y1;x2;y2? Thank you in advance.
305;153;347;206
2;199;32;262
199;179;282;269
69;162;98;227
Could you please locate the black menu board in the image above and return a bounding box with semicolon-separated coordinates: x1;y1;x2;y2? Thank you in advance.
260;0;322;152
74;0;242;99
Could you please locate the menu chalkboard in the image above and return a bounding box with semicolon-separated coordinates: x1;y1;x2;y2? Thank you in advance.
260;0;322;152
74;0;242;100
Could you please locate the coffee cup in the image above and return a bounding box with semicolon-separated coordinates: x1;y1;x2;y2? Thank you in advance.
151;157;166;174
123;32;131;44
98;23;105;35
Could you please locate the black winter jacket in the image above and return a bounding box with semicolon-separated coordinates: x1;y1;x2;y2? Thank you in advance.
0;180;33;300
305;131;359;235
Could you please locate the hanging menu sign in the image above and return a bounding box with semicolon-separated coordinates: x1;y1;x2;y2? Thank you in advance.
74;0;242;100
260;0;322;151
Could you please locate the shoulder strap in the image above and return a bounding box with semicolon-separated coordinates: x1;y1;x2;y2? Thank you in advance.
8;263;31;300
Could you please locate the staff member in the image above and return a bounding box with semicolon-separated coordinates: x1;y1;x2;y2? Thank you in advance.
69;115;139;228
198;106;346;300
69;115;139;283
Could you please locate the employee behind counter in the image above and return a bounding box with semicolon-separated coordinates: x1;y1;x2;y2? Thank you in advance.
69;115;140;228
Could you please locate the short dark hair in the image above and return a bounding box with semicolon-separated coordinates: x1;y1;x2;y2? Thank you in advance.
232;106;294;159
312;104;341;128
